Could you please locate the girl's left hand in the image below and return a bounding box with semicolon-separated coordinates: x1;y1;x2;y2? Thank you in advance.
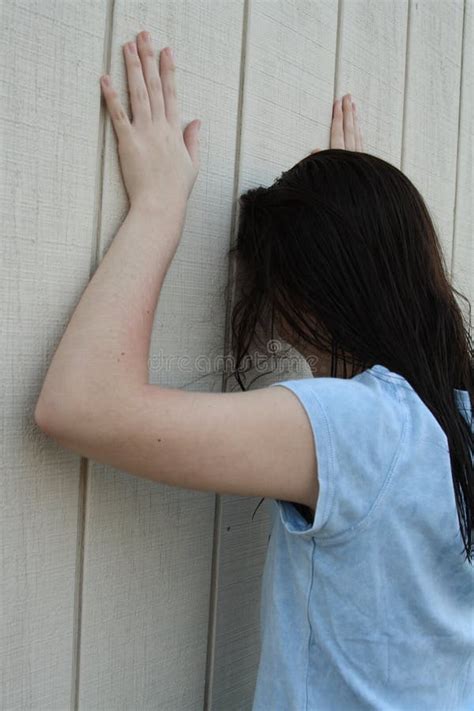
100;31;201;210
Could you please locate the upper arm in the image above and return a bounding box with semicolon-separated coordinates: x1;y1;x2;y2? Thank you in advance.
38;383;320;511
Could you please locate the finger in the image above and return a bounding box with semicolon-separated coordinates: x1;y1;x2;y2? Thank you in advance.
330;98;344;149
100;75;132;142
342;93;355;150
352;101;363;151
136;31;165;121
123;41;152;125
160;47;180;128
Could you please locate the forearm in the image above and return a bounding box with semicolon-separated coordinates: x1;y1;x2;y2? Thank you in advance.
35;199;187;422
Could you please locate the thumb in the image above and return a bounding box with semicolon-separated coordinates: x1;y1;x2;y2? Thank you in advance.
183;119;201;168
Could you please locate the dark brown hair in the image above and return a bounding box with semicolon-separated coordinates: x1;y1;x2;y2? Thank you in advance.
227;148;473;562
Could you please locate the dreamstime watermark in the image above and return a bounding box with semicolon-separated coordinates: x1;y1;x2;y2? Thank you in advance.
148;338;320;376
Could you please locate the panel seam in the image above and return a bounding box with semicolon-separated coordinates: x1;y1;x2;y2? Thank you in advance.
333;0;343;100
220;0;251;397
71;1;116;709
450;0;467;280
400;0;411;172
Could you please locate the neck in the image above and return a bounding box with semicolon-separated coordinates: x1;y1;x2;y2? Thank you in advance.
299;347;365;379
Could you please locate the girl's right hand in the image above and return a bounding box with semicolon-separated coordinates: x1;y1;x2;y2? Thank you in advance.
310;93;363;154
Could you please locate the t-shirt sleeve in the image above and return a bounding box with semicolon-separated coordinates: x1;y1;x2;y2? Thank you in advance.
269;373;407;541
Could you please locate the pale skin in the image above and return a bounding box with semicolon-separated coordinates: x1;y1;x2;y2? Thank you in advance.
34;31;363;519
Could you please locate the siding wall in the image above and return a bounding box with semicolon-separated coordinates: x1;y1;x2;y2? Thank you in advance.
1;1;471;709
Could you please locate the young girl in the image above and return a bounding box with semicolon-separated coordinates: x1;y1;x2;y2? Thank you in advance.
35;32;473;710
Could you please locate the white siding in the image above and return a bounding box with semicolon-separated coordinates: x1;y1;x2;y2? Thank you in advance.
0;1;108;708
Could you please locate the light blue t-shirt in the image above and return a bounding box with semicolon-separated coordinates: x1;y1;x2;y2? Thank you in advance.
252;363;473;711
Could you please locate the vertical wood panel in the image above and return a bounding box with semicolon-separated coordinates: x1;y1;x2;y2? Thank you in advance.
77;2;245;709
451;0;473;332
0;1;108;708
210;1;339;707
402;0;464;267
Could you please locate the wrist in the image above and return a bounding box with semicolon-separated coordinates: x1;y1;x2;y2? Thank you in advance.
130;193;188;217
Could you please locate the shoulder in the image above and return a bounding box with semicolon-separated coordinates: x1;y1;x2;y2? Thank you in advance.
270;367;409;539
271;365;405;438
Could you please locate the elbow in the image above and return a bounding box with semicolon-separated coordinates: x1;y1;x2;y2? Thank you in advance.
34;395;63;435
34;403;46;431
34;390;82;437
34;385;135;447
33;395;97;456
33;388;124;444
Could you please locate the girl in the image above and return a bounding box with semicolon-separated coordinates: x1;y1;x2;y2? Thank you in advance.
35;32;473;710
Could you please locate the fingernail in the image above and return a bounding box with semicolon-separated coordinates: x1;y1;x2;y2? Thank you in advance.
101;75;109;86
128;42;136;53
352;101;356;111
167;47;174;61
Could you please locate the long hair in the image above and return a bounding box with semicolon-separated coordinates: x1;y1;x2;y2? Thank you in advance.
227;148;473;563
